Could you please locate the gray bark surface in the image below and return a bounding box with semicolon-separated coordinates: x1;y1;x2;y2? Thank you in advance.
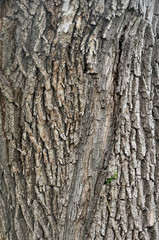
0;0;159;239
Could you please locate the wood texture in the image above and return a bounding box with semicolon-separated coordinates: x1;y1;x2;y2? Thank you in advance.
0;0;159;239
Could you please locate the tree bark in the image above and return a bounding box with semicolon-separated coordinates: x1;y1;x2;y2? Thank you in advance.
0;0;159;239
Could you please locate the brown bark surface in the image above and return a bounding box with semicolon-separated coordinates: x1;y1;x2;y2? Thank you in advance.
0;0;159;239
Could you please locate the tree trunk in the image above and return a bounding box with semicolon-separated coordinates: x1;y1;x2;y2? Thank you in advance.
0;0;159;239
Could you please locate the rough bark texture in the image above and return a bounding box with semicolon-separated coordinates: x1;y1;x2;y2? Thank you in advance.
0;0;159;239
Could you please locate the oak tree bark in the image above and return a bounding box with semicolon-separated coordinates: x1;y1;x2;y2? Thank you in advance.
0;0;159;239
